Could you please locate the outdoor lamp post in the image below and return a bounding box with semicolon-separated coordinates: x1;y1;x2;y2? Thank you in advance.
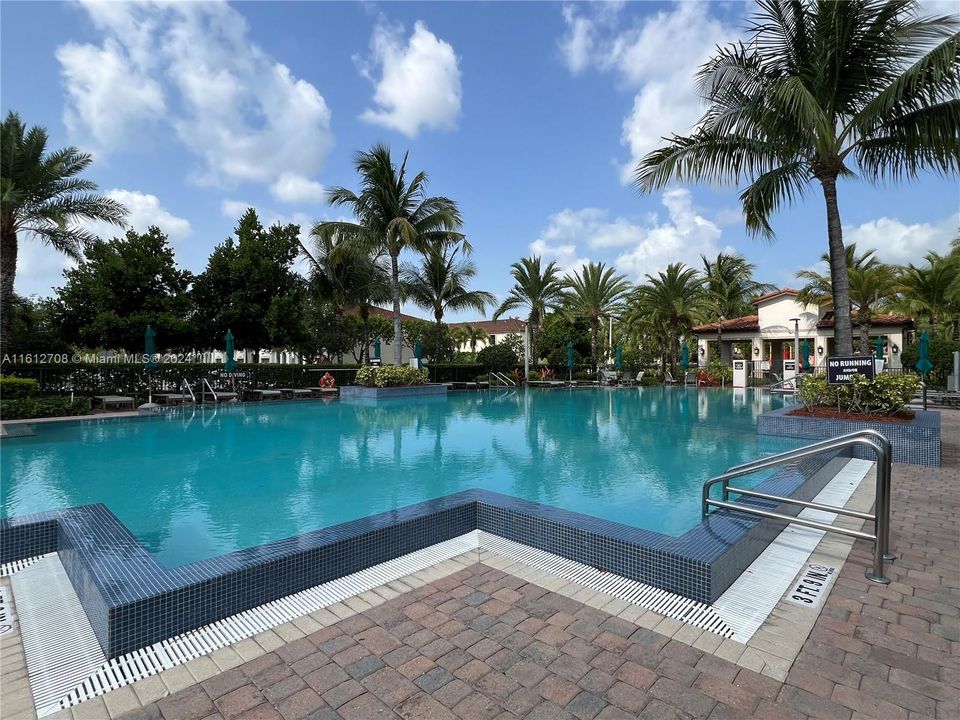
789;318;800;367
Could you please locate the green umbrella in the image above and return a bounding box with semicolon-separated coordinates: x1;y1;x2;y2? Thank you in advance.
915;332;933;373
414;339;423;363
567;341;574;369
225;329;236;372
615;344;622;370
373;337;381;361
680;344;689;370
800;339;811;371
144;325;159;373
875;337;884;359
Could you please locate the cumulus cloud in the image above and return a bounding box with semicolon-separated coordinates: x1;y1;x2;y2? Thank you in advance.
532;189;729;281
357;20;462;137
16;189;190;296
270;173;326;204
846;213;959;265
558;3;740;183
57;1;333;190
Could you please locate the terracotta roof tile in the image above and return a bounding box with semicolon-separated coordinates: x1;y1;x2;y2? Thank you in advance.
447;318;526;334
692;315;760;333
750;288;799;304
816;311;914;329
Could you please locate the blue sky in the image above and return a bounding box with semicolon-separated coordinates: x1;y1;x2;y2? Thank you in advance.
2;0;957;320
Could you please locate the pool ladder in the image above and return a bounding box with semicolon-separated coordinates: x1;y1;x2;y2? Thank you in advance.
701;429;893;584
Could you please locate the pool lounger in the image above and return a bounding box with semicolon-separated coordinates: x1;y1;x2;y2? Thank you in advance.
278;388;314;399
309;387;340;395
249;389;282;401
153;393;192;405
93;395;135;410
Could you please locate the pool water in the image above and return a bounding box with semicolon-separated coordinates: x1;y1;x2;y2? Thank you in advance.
1;388;802;567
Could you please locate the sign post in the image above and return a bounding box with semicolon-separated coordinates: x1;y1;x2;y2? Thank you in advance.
732;359;747;388
826;356;876;385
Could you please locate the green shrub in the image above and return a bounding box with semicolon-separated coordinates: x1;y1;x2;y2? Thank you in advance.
640;369;663;386
0;396;91;420
0;376;39;399
799;373;920;415
706;360;733;385
476;344;519;371
355;365;429;387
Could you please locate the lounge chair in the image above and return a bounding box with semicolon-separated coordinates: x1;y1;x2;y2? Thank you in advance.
93;395;135;411
663;370;680;385
600;369;621;386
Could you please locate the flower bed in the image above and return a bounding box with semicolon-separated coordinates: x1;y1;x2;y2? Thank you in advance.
798;373;920;416
354;365;428;387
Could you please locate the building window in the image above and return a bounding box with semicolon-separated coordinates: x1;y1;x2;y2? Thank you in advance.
489;335;496;345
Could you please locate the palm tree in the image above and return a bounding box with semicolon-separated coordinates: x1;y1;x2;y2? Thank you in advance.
894;252;959;338
494;256;565;365
632;263;707;374
301;227;392;363
701;253;775;318
315;143;465;365
402;246;495;360
561;262;632;366
1;112;126;349
797;244;896;353
634;0;959;356
452;324;489;355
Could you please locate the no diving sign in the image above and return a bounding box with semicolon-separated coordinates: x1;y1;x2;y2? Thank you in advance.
785;563;836;608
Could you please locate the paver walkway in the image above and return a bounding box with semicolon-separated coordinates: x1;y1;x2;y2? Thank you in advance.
112;412;960;720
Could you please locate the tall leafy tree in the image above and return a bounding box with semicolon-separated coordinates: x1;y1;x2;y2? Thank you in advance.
55;227;193;351
796;244;896;353
701;253;775;318
1;111;126;349
894;251;959;338
634;0;960;355
315;144;465;365
493;256;565;365
302;227;392;363
402;245;495;359
192;209;304;357
632;263;707;373
561;261;632;365
452;324;488;354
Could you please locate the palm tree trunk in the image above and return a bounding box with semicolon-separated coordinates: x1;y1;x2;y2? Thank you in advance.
669;317;678;374
435;311;444;362
0;227;17;351
529;309;540;369
590;318;598;369
859;306;870;355
360;306;370;364
819;176;854;355
390;248;402;365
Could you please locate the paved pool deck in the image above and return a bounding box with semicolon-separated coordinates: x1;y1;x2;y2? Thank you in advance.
3;410;957;720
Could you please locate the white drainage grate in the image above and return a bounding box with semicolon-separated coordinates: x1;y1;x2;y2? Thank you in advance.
0;553;49;577
478;531;736;638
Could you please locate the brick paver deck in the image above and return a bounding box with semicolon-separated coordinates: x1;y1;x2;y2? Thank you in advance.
11;412;958;720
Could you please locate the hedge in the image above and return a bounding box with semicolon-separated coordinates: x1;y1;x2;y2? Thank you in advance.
799;373;921;415
0;376;39;399
0;397;92;420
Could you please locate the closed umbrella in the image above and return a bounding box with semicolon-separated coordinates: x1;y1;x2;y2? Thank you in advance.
875;337;884;359
414;339;423;368
373;337;381;362
680;344;689;371
567;341;574;382
225;330;236;372
143;325;159;406
615;344;622;370
916;332;932;410
800;339;811;371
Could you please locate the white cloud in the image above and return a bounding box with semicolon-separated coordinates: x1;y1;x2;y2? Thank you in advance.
220;199;254;219
559;3;740;183
58;1;333;190
357;20;461;137
270;173;326;204
15;189;190;296
532;189;728;282
846;213;959;265
82;189;192;242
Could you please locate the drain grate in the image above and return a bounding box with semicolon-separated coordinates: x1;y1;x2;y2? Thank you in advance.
0;553;48;577
478;531;736;638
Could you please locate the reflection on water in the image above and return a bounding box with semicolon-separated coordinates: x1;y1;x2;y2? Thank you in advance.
1;388;802;567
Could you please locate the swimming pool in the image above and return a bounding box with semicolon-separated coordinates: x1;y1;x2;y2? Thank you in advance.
1;387;801;568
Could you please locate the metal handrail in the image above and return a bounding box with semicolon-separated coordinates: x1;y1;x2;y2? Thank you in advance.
181;378;197;404
202;377;218;402
490;371;516;388
701;429;893;584
766;375;803;392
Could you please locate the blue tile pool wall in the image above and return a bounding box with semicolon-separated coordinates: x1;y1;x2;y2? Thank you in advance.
0;451;854;657
757;407;940;467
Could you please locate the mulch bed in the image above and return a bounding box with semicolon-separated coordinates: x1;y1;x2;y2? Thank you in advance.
788;406;915;424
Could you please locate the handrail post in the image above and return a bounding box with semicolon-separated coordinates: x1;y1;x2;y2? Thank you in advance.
865;452;890;584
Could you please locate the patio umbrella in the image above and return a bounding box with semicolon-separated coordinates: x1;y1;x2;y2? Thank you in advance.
800;339;811;371
373;337;381;362
614;344;622;370
224;329;236;372
916;331;932;411
875;337;884;359
680;344;689;370
414;339;423;367
567;341;574;382
143;325;159;405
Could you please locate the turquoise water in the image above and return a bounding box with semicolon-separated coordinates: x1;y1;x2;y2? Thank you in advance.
1;388;801;568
